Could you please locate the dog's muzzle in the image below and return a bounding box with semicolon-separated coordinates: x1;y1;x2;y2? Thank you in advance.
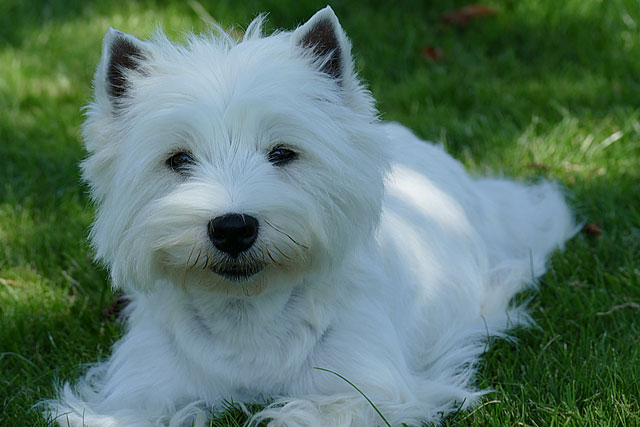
207;213;263;281
210;261;264;281
207;213;259;258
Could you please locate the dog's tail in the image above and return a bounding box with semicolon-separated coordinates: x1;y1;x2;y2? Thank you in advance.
472;178;578;315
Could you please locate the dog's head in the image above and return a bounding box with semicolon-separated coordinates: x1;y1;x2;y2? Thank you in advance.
82;7;387;295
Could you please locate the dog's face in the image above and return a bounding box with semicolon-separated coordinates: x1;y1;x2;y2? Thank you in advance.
82;9;387;295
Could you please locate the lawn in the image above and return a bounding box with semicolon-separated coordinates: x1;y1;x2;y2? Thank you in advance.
1;0;639;425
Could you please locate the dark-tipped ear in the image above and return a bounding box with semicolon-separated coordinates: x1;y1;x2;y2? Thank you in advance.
292;6;352;83
99;28;149;102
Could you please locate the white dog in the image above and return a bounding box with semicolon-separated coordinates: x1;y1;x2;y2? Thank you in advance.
46;7;575;427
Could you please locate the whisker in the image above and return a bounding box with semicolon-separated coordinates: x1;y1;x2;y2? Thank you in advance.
265;247;283;267
184;241;197;284
210;257;221;270
255;277;267;295
186;243;196;267
191;248;203;268
264;219;309;250
273;243;292;260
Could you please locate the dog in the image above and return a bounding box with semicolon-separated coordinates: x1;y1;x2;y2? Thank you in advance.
46;6;575;426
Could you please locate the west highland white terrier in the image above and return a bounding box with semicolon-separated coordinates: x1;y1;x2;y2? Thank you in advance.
46;7;576;427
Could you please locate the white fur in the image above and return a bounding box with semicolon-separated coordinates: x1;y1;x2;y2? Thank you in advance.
45;7;576;427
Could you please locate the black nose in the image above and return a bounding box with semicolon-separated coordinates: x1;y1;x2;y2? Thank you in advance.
207;214;259;258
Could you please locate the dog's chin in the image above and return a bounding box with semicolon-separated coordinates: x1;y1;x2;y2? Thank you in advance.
210;263;264;282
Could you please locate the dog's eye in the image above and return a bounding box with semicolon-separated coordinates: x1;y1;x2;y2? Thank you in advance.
166;151;195;173
268;146;297;166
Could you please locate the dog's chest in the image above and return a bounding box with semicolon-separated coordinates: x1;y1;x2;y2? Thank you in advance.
166;288;331;394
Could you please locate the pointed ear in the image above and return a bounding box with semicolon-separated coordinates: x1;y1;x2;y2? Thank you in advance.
97;28;150;106
292;6;353;84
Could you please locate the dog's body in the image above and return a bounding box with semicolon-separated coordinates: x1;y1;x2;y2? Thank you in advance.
47;7;575;427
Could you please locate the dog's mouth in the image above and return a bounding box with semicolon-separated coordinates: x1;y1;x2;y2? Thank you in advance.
210;262;264;281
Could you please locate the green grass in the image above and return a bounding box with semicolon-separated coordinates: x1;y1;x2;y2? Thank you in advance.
1;0;639;425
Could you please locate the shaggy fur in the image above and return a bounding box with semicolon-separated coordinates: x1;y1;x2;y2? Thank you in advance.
45;7;575;427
